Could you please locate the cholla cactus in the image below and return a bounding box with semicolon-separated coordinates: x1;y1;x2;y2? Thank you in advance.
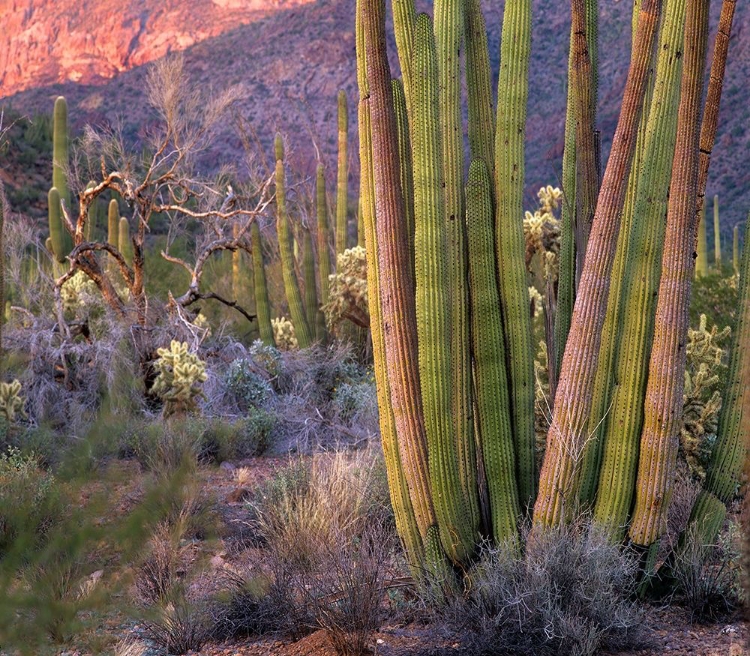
680;315;731;480
0;380;27;423
323;246;369;332
151;341;208;416
192;312;211;338
271;317;298;351
61;271;99;313
523;186;562;285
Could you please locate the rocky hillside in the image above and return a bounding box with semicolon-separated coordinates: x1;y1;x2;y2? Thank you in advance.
1;0;748;233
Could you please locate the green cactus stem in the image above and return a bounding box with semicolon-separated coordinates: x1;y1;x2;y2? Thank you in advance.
336;91;349;255
733;224;739;274
391;0;416;123
48;187;67;264
52;96;73;258
316;164;332;309
494;0;536;511
391;79;415;276
251;221;275;347
466;160;520;545
119;217;133;266
713;194;722;268
274;133;313;349
696;196;709;278
302;226;322;342
412;13;473;564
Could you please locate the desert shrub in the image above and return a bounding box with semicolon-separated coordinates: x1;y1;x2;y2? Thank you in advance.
135;523;180;604
331;377;378;426
673;520;744;621
127;421;202;474
0;447;63;554
209;570;278;640
440;523;645;656
248;340;283;380
142;587;210;655
224;357;272;410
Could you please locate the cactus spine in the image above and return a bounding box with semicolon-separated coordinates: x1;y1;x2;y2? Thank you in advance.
713;194;722;267
534;0;662;527
591;0;686;538
466;160;520;544
629;0;709;546
274;134;313;349
495;0;536;510
696;196;708;277
412;14;473;564
435;0;479;533
251;221;275;346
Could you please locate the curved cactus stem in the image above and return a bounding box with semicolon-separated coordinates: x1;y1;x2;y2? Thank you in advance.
494;0;536;512
251;221;275;346
336;91;349;256
274;134;313;349
591;0;685;539
629;0;709;547
534;0;662;528
466;160;520;545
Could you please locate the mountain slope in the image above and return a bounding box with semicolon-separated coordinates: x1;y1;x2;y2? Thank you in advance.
2;0;748;233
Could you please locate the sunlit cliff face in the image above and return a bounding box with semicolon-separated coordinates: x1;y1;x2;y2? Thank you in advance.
0;0;314;96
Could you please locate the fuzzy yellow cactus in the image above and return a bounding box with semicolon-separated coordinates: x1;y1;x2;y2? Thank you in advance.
0;380;27;423
680;315;731;480
523;186;562;288
271;317;298;351
61;271;99;313
322;246;369;332
151;341;208;416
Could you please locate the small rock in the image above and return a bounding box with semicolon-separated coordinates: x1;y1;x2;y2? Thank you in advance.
220;461;236;471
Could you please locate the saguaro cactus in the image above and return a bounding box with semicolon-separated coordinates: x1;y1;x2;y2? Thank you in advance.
50;96;72;262
119;217;133;266
274;133;313;349
494;0;536;510
48;188;66;264
336;91;349;256
629;0;709;547
466;160;520;544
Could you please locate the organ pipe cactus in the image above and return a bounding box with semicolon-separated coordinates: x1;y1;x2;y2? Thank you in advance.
392;79;415;273
533;0;662;528
628;0;710;546
49;96;72;262
685;218;749;546
119;217;133;266
435;0;479;533
336;91;349;255
251;221;275;346
412;14;474;564
274;133;313;349
466;160;520;544
391;0;416;122
316;164;332;310
495;0;537;511
592;0;686;539
713;195;722;267
301;226;323;341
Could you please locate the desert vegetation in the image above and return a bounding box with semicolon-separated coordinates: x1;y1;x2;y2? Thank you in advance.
0;0;747;654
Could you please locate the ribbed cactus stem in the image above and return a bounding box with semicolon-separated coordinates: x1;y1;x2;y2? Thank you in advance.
84;182;98;242
435;0;479;534
392;79;415;274
251;221;275;346
464;0;494;176
301;227;320;342
274;134;313;349
356;198;364;248
495;0;536;510
713;194;722;268
534;0;662;528
696;196;708;277
119;217;132;266
316;164;332;310
629;0;709;546
336;91;349;255
362;0;438;544
733;224;740;274
591;0;685;539
52;96;72;258
391;0;416;122
48;187;66;264
413;13;473;564
466;160;520;545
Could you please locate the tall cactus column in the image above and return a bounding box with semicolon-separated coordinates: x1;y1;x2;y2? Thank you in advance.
336;91;349;256
494;0;536;511
302;226;323;341
629;0;709;547
274;134;313;349
49;96;73;263
713;195;722;268
251;221;275;346
534;0;662;528
412;14;474;564
435;0;479;535
362;0;439;553
696;197;709;277
316;165;332;315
